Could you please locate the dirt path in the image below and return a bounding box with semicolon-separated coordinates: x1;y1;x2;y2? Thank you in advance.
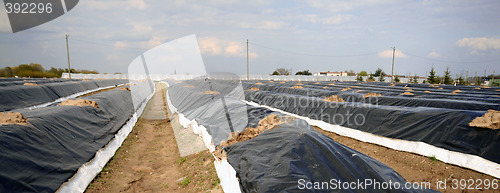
314;127;499;193
86;84;221;193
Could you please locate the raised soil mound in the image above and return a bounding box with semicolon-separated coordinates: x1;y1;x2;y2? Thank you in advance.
291;86;303;89
363;92;382;98
322;95;345;102
248;87;260;91
400;92;414;96
23;83;39;86
219;114;295;148
183;85;195;88
0;112;27;125
341;87;351;91
451;89;462;94
469;110;500;130
201;91;220;95
58;99;99;108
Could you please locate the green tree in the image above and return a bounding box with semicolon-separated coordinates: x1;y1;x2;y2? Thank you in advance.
456;76;465;85
374;68;386;77
427;67;439;84
443;67;453;85
394;75;400;83
295;70;312;75
367;73;375;81
356;75;363;81
378;74;385;82
412;75;419;83
274;68;290;75
358;71;368;76
272;71;279;75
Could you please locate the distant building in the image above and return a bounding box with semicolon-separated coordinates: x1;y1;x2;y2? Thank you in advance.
315;71;348;76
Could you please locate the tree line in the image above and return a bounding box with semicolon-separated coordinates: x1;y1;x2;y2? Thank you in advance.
270;67;498;86
0;63;98;78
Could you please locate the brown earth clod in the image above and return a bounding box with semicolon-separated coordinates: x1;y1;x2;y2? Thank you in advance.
0;112;27;125
248;87;260;91
341;87;351;91
216;114;295;160
363;92;382;98
23;82;39;86
469;110;500;130
322;95;346;102
58;99;99;108
201;91;220;95
120;87;131;91
400;92;414;96
291;86;303;89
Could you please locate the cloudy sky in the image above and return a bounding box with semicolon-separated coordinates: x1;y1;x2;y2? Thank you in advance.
0;0;499;77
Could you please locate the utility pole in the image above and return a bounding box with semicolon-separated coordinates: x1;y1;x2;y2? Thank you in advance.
492;70;496;84
246;39;249;80
466;71;468;84
66;34;71;79
475;72;477;85
484;70;486;82
391;46;395;82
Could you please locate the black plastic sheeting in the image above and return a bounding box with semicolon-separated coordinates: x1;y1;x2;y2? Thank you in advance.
166;79;437;192
0;88;135;192
0;79;128;112
243;81;500;111
167;79;249;146
243;83;500;164
226;120;437;193
0;78;74;87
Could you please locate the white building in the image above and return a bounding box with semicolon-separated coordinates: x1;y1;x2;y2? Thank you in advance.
315;71;348;76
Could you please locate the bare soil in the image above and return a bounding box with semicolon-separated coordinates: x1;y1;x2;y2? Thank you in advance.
86;87;221;193
363;92;382;98
322;95;346;102
469;110;500;130
341;87;351;91
23;82;39;86
58;99;99;108
314;127;499;193
0;112;27;125
201;91;220;95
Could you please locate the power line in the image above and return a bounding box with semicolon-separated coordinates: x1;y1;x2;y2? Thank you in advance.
249;42;379;58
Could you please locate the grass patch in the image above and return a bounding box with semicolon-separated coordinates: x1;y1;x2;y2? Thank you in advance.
179;177;191;187
429;155;438;163
178;157;188;165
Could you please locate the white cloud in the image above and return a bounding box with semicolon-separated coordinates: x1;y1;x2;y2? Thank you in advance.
198;37;258;58
238;21;286;30
378;49;407;58
130;0;147;10
306;14;352;25
456;37;500;53
307;0;390;12
427;51;440;58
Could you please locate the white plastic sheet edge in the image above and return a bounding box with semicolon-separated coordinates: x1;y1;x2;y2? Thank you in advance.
243;100;500;179
163;84;242;193
27;84;127;110
56;85;155;193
